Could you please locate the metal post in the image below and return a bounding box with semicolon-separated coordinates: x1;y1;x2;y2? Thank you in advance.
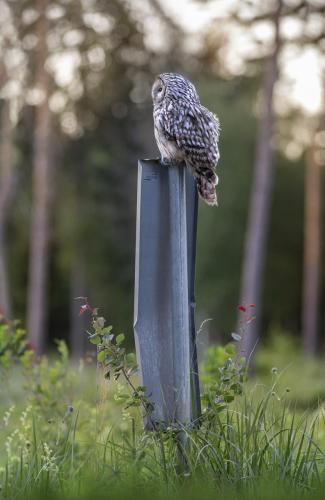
133;159;200;429
168;165;191;425
186;174;201;422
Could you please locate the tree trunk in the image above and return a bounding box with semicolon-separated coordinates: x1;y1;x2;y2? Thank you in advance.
302;145;321;355
238;1;282;360
26;0;52;354
0;100;15;318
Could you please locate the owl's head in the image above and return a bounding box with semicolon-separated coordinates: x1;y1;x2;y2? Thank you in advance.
151;77;166;105
152;73;199;106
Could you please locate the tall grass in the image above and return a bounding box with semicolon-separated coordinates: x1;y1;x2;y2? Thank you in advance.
1;378;324;500
1;317;325;500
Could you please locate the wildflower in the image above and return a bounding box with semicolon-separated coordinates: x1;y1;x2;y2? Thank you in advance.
271;391;281;401
79;304;91;316
237;305;246;312
41;442;58;473
20;405;32;432
122;409;131;421
5;435;13;456
3;406;15;427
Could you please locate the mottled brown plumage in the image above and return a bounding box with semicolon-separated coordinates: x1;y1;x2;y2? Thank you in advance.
152;73;220;205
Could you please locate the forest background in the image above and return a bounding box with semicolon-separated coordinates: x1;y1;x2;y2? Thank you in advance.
0;0;324;360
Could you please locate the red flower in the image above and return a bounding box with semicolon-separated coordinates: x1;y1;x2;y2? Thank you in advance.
79;304;91;316
237;305;246;312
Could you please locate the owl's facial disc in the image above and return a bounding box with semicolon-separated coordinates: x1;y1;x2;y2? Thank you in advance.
152;78;165;104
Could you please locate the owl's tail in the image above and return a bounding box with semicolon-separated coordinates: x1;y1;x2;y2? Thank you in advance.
195;168;218;206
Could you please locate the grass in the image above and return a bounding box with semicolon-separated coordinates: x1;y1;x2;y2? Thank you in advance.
1;361;325;500
1;322;325;500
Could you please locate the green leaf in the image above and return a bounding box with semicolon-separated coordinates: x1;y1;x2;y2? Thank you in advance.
115;392;129;401
225;342;236;355
116;333;125;345
126;353;136;365
97;351;106;363
89;334;101;345
230;382;242;394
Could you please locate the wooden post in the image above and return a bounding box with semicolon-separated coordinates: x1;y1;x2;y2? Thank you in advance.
133;159;200;429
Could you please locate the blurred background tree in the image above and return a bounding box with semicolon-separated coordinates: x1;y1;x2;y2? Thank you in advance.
0;0;324;358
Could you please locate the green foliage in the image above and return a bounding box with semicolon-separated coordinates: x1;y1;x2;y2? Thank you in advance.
0;316;32;370
255;328;325;411
0;319;325;499
23;339;76;419
84;301;155;419
84;301;249;429
201;341;247;415
0;361;324;499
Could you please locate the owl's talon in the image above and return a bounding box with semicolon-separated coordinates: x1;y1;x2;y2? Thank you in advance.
161;157;172;166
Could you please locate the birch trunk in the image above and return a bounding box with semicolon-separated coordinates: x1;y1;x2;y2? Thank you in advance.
0;101;15;318
238;1;282;360
26;0;53;353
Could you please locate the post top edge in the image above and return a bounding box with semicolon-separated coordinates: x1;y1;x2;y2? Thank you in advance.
138;158;161;165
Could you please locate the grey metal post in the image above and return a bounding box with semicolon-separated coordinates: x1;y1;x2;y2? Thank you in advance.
168;165;191;425
186;174;201;422
133;159;200;430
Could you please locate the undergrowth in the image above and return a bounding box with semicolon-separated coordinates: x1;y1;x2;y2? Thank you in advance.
0;311;325;499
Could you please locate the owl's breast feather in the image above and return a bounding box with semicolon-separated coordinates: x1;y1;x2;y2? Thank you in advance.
153;113;185;163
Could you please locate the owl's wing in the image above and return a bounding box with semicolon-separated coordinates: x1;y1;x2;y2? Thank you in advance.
163;101;220;166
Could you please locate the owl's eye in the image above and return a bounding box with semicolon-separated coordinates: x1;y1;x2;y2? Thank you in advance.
157;86;163;92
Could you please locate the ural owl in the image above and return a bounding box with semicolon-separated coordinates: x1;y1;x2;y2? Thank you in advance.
152;73;220;206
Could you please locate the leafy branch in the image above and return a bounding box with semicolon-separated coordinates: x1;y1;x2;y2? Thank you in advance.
200;304;255;422
0;314;32;370
78;298;155;422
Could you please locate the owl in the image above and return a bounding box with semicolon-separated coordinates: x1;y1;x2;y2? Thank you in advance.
152;73;220;206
